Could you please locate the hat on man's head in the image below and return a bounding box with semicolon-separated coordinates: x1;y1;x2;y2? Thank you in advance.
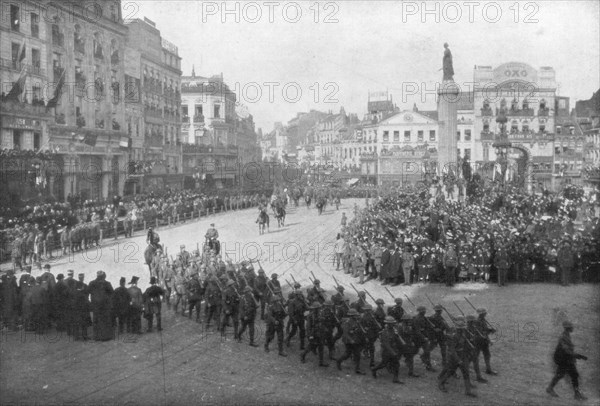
313;279;320;285
67;270;74;276
150;276;157;284
394;298;403;304
96;270;103;276
417;306;426;313
119;277;126;285
210;223;215;227
271;273;278;279
375;298;385;305
347;308;359;317
43;264;51;269
129;276;139;285
433;304;443;311
477;308;487;315
336;285;344;291
57;273;64;280
384;316;396;324
563;320;574;329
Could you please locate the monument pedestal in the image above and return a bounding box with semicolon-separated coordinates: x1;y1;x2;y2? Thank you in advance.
437;80;459;176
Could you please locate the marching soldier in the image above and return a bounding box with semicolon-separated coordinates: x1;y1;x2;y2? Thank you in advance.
388;297;405;322
429;304;449;368
467;314;488;382
398;314;421;378
361;304;380;368
336;308;367;375
437;317;477;397
371;316;405;384
413;306;436;371
203;273;221;329
186;273;203;322
286;283;307;350
474;308;498;376
301;302;328;367
264;296;288;357
307;279;326;304
256;269;268;320
374;298;386;326
546;320;588;400
351;291;367;313
178;245;191;268
321;300;338;360
221;280;240;338
237;286;259;347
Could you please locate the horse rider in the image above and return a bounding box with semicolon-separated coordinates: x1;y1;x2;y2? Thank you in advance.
147;227;161;250
205;223;219;242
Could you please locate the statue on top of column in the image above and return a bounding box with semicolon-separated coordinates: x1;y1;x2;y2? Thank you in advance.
442;43;454;81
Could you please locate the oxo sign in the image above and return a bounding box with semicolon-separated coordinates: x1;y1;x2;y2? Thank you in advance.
505;69;528;77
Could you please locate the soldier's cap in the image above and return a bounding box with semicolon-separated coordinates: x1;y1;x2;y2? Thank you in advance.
293;282;301;288
477;308;487;315
384;316;396;324
362;304;373;311
57;273;64;280
43;264;51;269
244;286;253;293
455;320;467;329
417;306;427;313
466;315;477;322
310;302;322;309
375;298;385;305
258;269;265;274
563;320;574;329
129;276;139;284
67;270;74;276
313;279;320;285
358;291;366;297
336;285;345;291
347;309;359;317
394;298;403;304
150;276;157;284
323;300;333;306
433;304;443;311
271;273;278;278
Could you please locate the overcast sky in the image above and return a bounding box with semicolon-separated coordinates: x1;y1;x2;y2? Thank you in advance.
126;1;600;132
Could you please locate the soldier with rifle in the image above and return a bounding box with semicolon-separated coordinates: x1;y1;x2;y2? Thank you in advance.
374;298;386;327
237;286;259;347
255;268;268;320
398;314;421;378
413;305;437;371
428;304;449;368
186;273;203;322
361;304;381;368
220;279;240;338
203;273;222;329
285;281;308;350
336;308;367;375
264;283;288;356
466;314;489;383
321;300;339;360
307;272;326;304
371;316;406;384
301;302;329;367
386;288;405;322
437;316;477;397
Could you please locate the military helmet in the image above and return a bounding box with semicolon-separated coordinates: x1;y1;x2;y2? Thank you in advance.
347;309;359;317
310;302;322;309
394;298;403;304
384;316;396;324
477;308;487;315
417;306;427;313
293;282;301;288
563;320;574;329
433;304;443;311
375;298;385;305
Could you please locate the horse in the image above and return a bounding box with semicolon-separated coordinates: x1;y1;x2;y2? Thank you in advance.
305;194;312;208
257;209;269;235
275;205;286;227
205;237;221;255
316;197;325;215
144;244;158;275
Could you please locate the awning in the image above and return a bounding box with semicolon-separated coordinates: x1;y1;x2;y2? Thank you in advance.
347;178;359;186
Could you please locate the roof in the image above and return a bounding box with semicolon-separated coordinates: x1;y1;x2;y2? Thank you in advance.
420;111;438;121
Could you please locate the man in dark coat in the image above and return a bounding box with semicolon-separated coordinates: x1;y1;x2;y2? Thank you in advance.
389;244;402;286
88;271;114;341
557;240;575;286
301;302;328;367
336;308;367;374
237;286;259;347
127;276;143;334
1;270;20;331
143;276;164;332
380;244;392;285
53;273;69;332
72;273;90;340
371;316;404;383
112;277;131;335
546;320;588;400
29;277;49;334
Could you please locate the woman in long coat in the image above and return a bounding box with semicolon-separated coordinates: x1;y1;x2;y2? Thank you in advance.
88;271;114;341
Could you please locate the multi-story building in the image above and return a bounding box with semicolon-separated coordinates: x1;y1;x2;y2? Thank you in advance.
473;62;556;190
575;90;600;175
552;96;586;189
180;71;242;189
124;17;183;192
1;0;132;203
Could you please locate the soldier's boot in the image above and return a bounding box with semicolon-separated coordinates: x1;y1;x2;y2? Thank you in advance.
300;338;305;350
484;358;497;375
264;342;270;353
574;389;587;401
546;384;559;398
465;384;477;398
278;342;287;357
407;359;420;377
438;379;448;393
157;317;162;332
285;335;291;348
300;348;308;363
328;346;336;360
392;373;404;384
371;366;377;378
336;358;342;371
147;319;153;332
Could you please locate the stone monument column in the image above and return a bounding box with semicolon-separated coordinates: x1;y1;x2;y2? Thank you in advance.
437;43;459;176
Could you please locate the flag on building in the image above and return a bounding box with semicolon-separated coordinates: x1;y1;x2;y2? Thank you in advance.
5;40;27;101
46;69;66;111
120;136;132;149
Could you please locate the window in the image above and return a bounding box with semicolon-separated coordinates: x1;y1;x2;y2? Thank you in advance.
464;148;471;160
404;131;410;142
32;84;41;102
511;120;518;133
456;130;461;141
429;130;436;141
13;130;22;149
11;42;21;69
11;5;20;31
417;130;424;142
569;126;574;135
393;131;399;142
464;129;471;141
383;131;389;142
556;126;562;135
555;146;561;155
52;24;64;47
31;13;39;37
93;33;104;59
483;123;490;132
182;105;189;118
31;49;41;74
33;133;41;150
214;104;220;118
483;145;489;161
559;99;566;109
522;122;529;133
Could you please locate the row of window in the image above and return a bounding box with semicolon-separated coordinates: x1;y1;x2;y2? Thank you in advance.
382;130;436;143
182;104;221;119
10;5;39;37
